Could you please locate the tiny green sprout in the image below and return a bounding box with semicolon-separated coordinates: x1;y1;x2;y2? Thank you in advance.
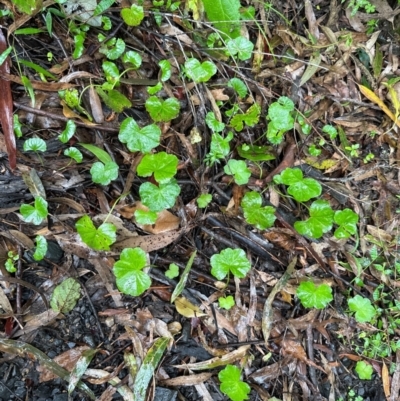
99;37;125;60
121;4;144;26
241;192;276;230
197;194;212;208
274;167;322;202
205;132;233;166
363;152;374;163
266;96;294;144
165;263;180;279
102;61;120;87
113;247;151;297
322;124;338;139
20;196;48;225
134;209;158;225
230;103;260;132
345;144;360;158
334;209;359;239
145;96;180;122
58;120;77;144
76;215;117;251
294;200;334;239
33;235;47;261
184;58;217;83
14;115;23;138
219;295;235;310
308;144;321;156
5;251;18;273
159;60;172;82
206;111;225;133
296;281;333;309
225;36;254;61
228;78;248;98
348;295;377;323
218;364;250;401
64;147;83;163
224;159;251;185
355;361;373;380
122;50;142;69
23;138;46;153
211;248;251;281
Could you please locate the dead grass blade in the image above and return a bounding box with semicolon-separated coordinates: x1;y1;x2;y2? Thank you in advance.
0;29;16;170
262;257;297;344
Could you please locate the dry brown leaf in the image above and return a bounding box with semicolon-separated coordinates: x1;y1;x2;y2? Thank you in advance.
250;356;293;383
60;100;97;125
174;296;207;318
382;361;390;398
13;310;60;338
38;346;90;382
0;73;75;90
160;372;213;387
113;229;183;253
89;85;104;123
47;197;86;214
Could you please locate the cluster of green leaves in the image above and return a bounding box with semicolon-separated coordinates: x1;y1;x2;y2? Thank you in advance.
266;96;295;144
5;251;18;273
241;192;276;230
274;168;359;239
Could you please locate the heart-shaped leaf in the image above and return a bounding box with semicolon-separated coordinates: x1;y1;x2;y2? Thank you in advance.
119;118;161;153
145;96;180;122
76;215;116;251
121;4;144;26
90;161;119;185
184;58;217;83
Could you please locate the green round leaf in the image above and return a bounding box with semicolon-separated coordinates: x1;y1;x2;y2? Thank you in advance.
58;120;77;143
90;161;119;185
218;365;250;401
184;58;217;83
224;159;251;185
228;78;247;98
294;200;334;239
334;209;359;239
348;295;377;323
159;60;171;81
20;196;48;225
137;152;178;183
134;209;158;225
23;138;47;152
119;118;161;153
288;177;322;202
226;36;254;61
355;361;373;380
113;248;151;297
64;147;83;163
121;4;144;26
165;263;180;279
210;248;251;280
241;192;276;230
219;295;235;310
197;194;212;208
206;111;225;133
296;281;333;309
76;215;116;251
145;96;180;122
237;144;275;162
122;50;142;68
139;179;181;212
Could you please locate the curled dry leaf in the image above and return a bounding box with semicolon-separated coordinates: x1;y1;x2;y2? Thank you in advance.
0;29;16;170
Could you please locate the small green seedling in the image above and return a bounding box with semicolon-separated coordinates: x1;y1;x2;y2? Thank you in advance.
14;115;23;138
20;196;48;225
137;152;178;183
334;209;359;239
322;124;338;139
206;111;225;133
76;215;116;251
219;295;235;310
102;61;120;87
241;191;276;230
145;96;180;122
122;50;142;69
23;138;46;152
266;96;295;144
33;235;47;261
119;118;161;153
64;147;83;163
165;263;180;279
121;4;144;26
296;281;333;309
355;360;373;380
50;278;81;313
274;168;322;202
5;251;18;273
159;60;172;81
345;144;360;158
205;132;233;166
96;87;131;113
139;179;181;212
224;159;251;185
184;58;217;83
58;120;77;144
113;247;151;297
99;37;125;60
226;36;254;61
230;103;260;132
211;248;251;281
228;78;248;98
348;295;377;323
218;364;250;401
197;194;212;208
